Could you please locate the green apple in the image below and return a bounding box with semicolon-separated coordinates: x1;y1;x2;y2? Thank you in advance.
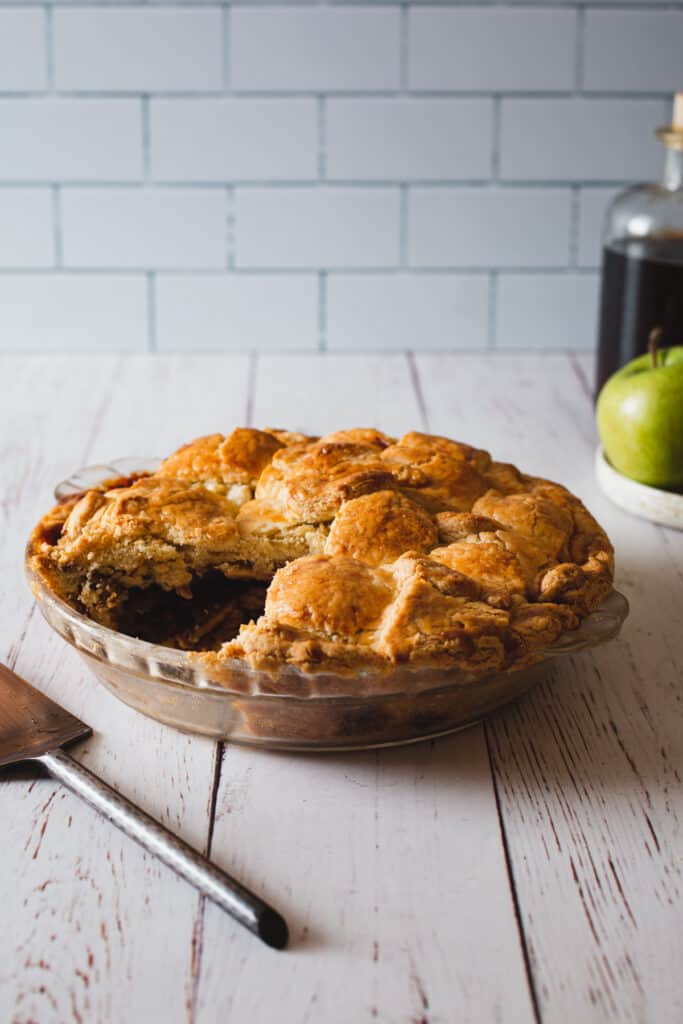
597;345;683;490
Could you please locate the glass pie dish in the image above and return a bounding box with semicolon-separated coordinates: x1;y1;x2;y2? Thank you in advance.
25;460;630;752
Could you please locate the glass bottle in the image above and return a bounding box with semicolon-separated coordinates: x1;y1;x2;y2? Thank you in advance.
595;93;683;396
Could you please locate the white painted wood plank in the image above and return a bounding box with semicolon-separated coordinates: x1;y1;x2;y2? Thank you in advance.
412;352;596;488
251;351;426;438
10;353;252;826
415;352;683;1023
197;734;534;1024
194;353;535;1024
0;355;253;1022
0;355;121;667
85;352;256;467
5;352;679;1023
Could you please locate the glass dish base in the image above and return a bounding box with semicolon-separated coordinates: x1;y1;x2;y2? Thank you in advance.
30;571;628;752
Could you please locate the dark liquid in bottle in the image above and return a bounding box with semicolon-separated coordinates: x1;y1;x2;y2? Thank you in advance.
595;234;683;395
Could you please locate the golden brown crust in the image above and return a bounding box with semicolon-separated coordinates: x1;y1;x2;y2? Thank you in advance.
325;490;438;566
263;427;315;447
32;476;245;624
265;554;392;637
431;536;531;602
321;428;395;449
236;498;328;555
375;554;508;671
380;432;492;512
255;438;396;523
434;512;503;544
30;425;615;680
157;428;284;504
472;490;573;562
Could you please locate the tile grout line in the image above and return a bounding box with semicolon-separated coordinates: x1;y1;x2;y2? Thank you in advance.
491;94;502;183
147;272;157;352
0;180;649;191
0;266;603;277
51;184;63;268
317;95;326;181
318;271;327;352
569;186;581;267
44;4;55;92
0;89;676;101
7;0;682;6
226;185;235;269
399;186;409;269
575;5;586;95
141;95;151;181
399;4;410;93
222;4;231;93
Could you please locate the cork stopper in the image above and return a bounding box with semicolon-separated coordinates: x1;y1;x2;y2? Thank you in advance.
673;92;683;130
657;92;683;149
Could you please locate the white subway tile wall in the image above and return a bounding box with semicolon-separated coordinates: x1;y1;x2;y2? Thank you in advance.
0;190;54;268
62;187;229;269
229;9;401;92
54;9;224;93
327;274;489;350
0;2;678;353
408;8;576;92
577;187;621;269
326;99;494;181
235;187;401;268
156;274;319;351
0;10;46;91
583;11;683;93
496;274;600;350
0;99;143;181
500;98;664;181
408;188;572;268
0;275;147;351
150;99;318;182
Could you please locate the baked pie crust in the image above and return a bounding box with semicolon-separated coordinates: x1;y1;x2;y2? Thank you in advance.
29;427;614;681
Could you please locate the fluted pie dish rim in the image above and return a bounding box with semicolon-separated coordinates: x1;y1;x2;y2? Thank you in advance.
26;548;628;746
24;440;627;748
27;549;628;698
27;428;617;679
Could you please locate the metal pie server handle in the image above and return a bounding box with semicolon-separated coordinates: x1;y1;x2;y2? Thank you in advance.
37;747;288;950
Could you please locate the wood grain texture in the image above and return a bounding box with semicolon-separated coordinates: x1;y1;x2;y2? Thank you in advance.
415;352;683;1024
193;352;536;1023
0;355;250;1022
1;351;680;1024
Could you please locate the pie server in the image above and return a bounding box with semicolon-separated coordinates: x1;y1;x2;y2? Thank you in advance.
0;662;288;950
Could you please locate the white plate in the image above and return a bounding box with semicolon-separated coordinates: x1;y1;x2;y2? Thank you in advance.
595;446;683;530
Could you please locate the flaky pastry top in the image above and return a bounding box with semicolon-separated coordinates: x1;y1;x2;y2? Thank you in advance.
29;427;615;679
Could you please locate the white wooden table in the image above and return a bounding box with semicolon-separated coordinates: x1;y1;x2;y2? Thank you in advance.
1;352;681;1024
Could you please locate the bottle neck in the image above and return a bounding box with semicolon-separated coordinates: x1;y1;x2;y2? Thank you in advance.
662;146;683;191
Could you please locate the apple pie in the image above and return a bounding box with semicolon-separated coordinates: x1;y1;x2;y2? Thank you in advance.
29;427;614;681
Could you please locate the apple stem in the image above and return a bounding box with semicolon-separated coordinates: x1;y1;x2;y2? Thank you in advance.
648;326;662;369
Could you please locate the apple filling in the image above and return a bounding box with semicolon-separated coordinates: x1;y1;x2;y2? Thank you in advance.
78;570;269;651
